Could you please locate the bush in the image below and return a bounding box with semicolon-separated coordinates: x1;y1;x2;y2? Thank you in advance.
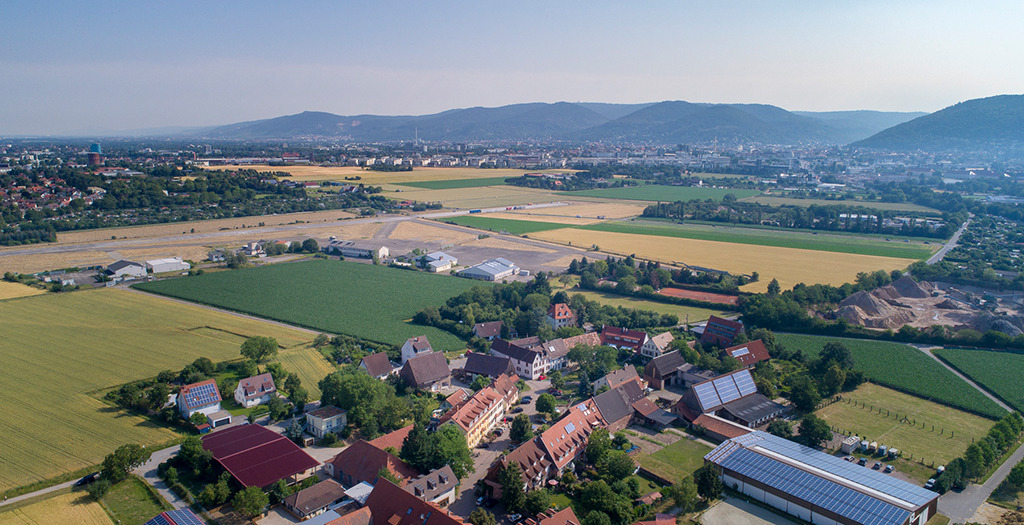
87;479;112;500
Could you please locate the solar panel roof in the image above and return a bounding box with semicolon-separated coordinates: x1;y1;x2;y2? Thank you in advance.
713;376;741;404
144;509;205;525
733;371;758;397
732;347;750;357
693;382;721;410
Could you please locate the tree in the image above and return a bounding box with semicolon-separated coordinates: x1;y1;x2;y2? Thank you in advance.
268;479;292;504
400;425;433;473
964;443;985;479
469;508;497;525
586;428;612;464
767;419;793;439
694;464;723;500
787;376;821;412
522;489;553;517
798;414;832;448
240;336;278;362
821;365;847;397
470;374;491;392
536;393;557;416
289;386;309;412
498;462;525;511
510;413;533;443
819;342;854;370
664;477;698;513
596;450;635;482
582;511;612;525
268;397;291;421
286;419;305;444
548;370;565;390
237;359;258;378
101;444;152;483
284;373;302;396
767;278;781;296
190;412;208;427
301;238;319;253
313;333;330;348
232;486;269;518
433;424;474;478
378;467;401;484
87;479;112;500
179;435;212;471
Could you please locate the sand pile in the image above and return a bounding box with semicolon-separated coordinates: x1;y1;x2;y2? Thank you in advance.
891;275;932;298
836;291;917;329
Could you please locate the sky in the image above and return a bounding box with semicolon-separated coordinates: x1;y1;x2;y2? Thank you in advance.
3;1;1023;135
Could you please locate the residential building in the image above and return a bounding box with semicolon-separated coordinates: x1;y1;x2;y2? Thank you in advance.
234;373;276;408
284;479;348;520
146;257;191;274
368;424;414;453
600;326;649;352
305;406;348;438
462;352;514;380
592;382;645;432
705;431;939;525
400;352;451;391
489;336;578;380
593;365;644;392
643;351;688;390
326;440;419;487
440;388;472;413
421;252;457;272
202;424;320;488
104;260;146;281
144;509;204;525
438;380;517;447
362;479;468;525
458;258;518;281
403;465;458;507
678;368;784;428
528;507;581;525
360;352;396;380
724;339;771;367
640;332;674;360
537;402;603;475
178;379;222;419
401;336;433;365
472;321;503;340
486;439;554;498
699;316;744;347
546;303;576;329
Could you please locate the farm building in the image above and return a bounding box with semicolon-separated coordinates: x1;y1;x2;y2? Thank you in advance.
324;239;389;260
360;352;397;380
640;332;674;360
705;431;938;525
305;406;348;439
458;258;518;281
326;439;418;487
401;335;434;365
363;479;468;525
146;257;191;274
177;379;225;421
600;326;650;352
699;315;744;347
472;320;503;340
144;509;204;525
593;365;644;392
420;251;457;272
284;479;348;520
462;352;514;379
724;339;771;367
234;372;276;408
400;352;451;391
643;350;688;389
678;369;784;428
403;465;458;507
104;259;146;281
592;381;646;432
202;424;320;488
546;303;576;329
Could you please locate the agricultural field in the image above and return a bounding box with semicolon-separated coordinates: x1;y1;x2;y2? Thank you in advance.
934;348;1024;412
551;278;732;323
0;281;45;300
395;176;513;190
0;490;112;525
744;196;940;213
438;216;568;234
0;289;312;492
276;347;338;400
564;185;760;202
775;334;1006;419
637;437;712;483
134;259;480;352
205;165;545;185
101;476;172;525
527;228;917;293
817;383;993;468
384;185;557;209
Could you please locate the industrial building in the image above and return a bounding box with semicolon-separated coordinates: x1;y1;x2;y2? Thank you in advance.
146;257;191;274
458;258;519;281
705;431;938;525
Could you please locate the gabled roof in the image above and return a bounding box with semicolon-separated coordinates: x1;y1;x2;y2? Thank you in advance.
473;321;503;338
692;413;751;440
700;315;743;345
403;465;458;502
491;373;521;403
368;424;414;453
443;388;472;409
364;479;467;525
601;365;640;390
327;507;372;525
547;303;574;320
490;339;540;363
179;379;221;411
464;353;514;378
686;368;759;413
105;259;144;273
645;351;687;379
647;332;674;351
600;326;649;348
401;353;450;388
144;509;204;525
538;507;581;525
202;424;320;488
719;393;784;423
284;479;347;516
361;352;394;378
593;388;632;425
539;406;599;470
440;387;502;432
561;332;601;350
405;336;433;352
329;440;419;486
538;338;570;360
493;438;551;485
724;339;770;367
237;373;275;400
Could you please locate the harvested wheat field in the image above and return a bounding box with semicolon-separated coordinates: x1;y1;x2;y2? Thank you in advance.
0;281;46;300
470;236;556;253
389;221;478;243
384;186;560;209
481;212;600;225
505;201;646;220
529;229;916;292
0;491;112;525
204;165;543;184
0;251;115;275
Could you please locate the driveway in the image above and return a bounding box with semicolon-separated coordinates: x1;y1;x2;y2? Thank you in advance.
133;444;189;510
939;440;1024;523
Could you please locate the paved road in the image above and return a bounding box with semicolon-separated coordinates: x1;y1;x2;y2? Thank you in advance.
910;344;1012;412
927;218;969;265
0;479;78;508
939;440;1024;522
133;445;189;510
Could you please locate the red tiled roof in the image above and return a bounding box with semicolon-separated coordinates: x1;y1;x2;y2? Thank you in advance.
692;414;751;440
539;507;581;525
539;406;599;470
328;507;372;525
724;339;770;367
202;424;319;488
631;398;659;418
547;303;574;320
364;479;467;525
368;424;414;453
439;387;502;432
179;379;221;411
600;326;649;350
329;440;419;486
561;332;601;350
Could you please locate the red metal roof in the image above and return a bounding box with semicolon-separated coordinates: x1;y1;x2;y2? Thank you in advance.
202;424;319;488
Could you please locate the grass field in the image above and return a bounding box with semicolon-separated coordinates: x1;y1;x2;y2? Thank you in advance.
277;347;337;400
817;383;993;468
0;281;45;300
384;185;557;209
637;438;713;483
0;289;313;492
563;185;761;202
934;348;1024;412
438;216;568;234
528;228;917;293
0;490;112;525
396;176;513;190
135;259;480;352
744;196;940;213
101;476;172;525
551;278;732;323
775;334;1005;418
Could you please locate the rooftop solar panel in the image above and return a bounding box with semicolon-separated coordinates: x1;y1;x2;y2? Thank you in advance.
145;516;171;525
166;509;206;525
733;371;758;397
565;422;576;433
693;382;722;411
731;347;750;357
713;376;741;404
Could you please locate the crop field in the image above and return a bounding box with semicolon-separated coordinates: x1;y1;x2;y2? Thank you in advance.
817;383;993;467
0;288;313;492
395;176;513;190
527;228;917;293
0;490;112;525
383;185;558;209
0;281;45;300
205;165;545;185
551;278;731;323
135;259;480;352
744;196;940;213
658;287;739;306
578;221;936;260
637;438;712;483
563;185;761;202
276;347;337;400
775;334;1005;418
934;348;1024;412
439;216;568;234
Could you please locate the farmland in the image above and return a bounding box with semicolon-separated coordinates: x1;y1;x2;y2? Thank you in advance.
744;196;940;213
383;185;556;209
0;288;313;492
135;259;480;352
527;228;917;293
636;438;712;483
205;165;545;185
934;348;1024;412
0;281;45;300
563;185;761;202
396;176;513;190
0;490;112;525
556;285;731;324
439;216;567;234
775;334;1005;418
276;346;337;400
817;383;992;468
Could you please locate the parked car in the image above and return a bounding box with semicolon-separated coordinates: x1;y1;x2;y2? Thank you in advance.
476;496;486;506
521;396;533;403
843;456;855;462
924;479;936;490
479;442;490;449
884;465;894;473
512;407;524;413
507;514;522;523
872;462;882;470
75;472;99;486
858;457;867;466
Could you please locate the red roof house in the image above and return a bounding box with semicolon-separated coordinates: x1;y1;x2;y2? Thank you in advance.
201;424;319;488
724;339;770;367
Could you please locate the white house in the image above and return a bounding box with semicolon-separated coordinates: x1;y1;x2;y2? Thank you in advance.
324;239;389;260
234;373;276;408
421;252;457;273
146;257;191;274
178;379;222;419
401;335;434;365
641;332;675;360
104;260;146;281
305;406;348;438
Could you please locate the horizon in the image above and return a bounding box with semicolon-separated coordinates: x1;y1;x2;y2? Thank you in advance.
4;1;1024;135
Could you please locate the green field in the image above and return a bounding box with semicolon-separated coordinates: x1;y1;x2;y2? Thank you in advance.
0;289;313;493
744;196;940;213
135;259;480;352
439;216;568;234
637;438;712;483
775;334;1005;418
277;347;337;400
396;176;512;189
934;348;1024;412
101;476;172;525
551;278;732;323
817;383;993;473
564;185;761;202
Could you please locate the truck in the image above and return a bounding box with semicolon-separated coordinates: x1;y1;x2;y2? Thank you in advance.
469;209;482;213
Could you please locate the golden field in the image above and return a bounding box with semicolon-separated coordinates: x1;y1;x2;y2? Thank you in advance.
0;491;112;525
203;165;556;184
384;185;558;209
0;281;46;300
389;220;479;243
528;228;917;292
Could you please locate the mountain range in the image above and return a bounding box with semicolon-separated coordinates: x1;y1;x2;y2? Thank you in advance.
200;102;927;145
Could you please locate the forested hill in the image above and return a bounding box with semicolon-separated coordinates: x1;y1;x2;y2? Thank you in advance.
854;94;1024;151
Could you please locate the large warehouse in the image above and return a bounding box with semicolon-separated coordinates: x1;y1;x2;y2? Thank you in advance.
705;431;938;525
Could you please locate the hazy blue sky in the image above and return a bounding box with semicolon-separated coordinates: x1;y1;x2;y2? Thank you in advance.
3;1;1023;135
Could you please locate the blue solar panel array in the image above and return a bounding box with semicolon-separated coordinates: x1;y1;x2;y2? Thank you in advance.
714;376;741;404
184;382;218;408
733;371;757;396
693;381;721;410
718;448;911;525
144;509;205;525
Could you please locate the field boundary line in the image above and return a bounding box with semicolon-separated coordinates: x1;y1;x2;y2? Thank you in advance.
930;348;1015;413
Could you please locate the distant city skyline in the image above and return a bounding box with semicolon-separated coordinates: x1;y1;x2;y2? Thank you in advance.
2;1;1023;135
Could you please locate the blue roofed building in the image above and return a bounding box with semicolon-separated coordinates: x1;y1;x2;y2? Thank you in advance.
704;431;938;525
177;378;222;419
144;509;205;525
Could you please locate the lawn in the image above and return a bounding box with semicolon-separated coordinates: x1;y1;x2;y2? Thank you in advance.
934;348;1024;412
101;476;172;525
817;383;993;468
775;334;1005;419
578;221;935;260
439;216;569;234
637;437;712;484
134;259;480;352
0;288;313;493
395;176;513;189
0;489;112;525
563;185;761;202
